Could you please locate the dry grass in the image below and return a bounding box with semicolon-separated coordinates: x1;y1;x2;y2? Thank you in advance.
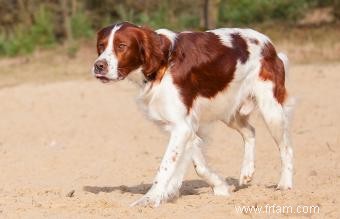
0;41;96;88
260;24;340;63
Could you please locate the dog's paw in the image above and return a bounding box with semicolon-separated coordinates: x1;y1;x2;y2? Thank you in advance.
276;179;292;190
276;184;292;191
130;194;162;207
130;189;167;207
213;182;231;196
239;163;255;185
276;172;293;190
130;188;179;207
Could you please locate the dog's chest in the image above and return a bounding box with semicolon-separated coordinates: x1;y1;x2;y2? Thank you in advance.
137;75;186;128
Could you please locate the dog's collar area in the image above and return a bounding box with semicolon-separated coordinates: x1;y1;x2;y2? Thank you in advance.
143;65;168;84
144;72;157;83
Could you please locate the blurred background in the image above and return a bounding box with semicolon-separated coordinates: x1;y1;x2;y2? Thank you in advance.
0;1;338;64
0;1;339;53
0;0;339;85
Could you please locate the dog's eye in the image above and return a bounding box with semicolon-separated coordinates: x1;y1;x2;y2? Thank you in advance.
118;43;127;51
98;43;105;53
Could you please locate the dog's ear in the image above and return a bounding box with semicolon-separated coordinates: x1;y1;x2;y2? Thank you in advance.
138;27;164;78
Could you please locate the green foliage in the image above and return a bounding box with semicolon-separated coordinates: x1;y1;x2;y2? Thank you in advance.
0;6;55;56
136;5;169;28
177;14;200;30
30;6;56;46
114;1;200;30
1;28;35;56
71;11;93;39
116;4;135;23
219;0;309;25
0;4;94;56
0;0;338;57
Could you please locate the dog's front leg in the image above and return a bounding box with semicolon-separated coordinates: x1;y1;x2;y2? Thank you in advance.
130;123;193;207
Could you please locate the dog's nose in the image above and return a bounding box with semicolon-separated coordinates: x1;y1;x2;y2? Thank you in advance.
94;60;108;74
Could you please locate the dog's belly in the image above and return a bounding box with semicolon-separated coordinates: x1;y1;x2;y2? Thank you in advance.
194;93;240;124
193;78;254;124
139;70;257;128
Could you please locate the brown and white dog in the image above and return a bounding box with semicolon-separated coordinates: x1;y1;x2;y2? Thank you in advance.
92;22;294;207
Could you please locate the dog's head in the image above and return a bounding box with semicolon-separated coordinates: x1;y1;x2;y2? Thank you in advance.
92;22;169;83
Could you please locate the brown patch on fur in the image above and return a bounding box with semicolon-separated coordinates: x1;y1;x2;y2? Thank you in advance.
135;26;167;79
231;33;250;64
155;65;168;82
96;25;114;55
158;34;172;61
152;34;172;82
249;38;259;45
172;152;178;162
172;155;177;162
170;31;249;111
260;42;286;104
147;34;171;82
113;23;144;78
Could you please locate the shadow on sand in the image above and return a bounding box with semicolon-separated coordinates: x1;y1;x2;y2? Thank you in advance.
83;177;248;196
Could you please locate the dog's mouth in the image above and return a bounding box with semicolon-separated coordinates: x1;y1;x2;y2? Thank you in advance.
94;71;126;83
95;74;111;83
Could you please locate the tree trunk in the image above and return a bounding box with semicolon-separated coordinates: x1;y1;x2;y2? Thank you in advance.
202;0;221;29
17;0;32;27
60;0;73;43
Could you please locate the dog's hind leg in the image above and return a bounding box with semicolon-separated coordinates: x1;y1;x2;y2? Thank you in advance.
253;50;294;190
224;113;256;186
254;79;294;190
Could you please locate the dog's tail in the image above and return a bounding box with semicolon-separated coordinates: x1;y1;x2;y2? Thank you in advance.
278;52;295;128
278;52;289;81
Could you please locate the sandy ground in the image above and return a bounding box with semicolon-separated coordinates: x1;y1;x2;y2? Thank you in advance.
0;49;339;218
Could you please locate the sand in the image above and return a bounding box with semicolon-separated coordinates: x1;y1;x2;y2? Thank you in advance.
0;52;339;218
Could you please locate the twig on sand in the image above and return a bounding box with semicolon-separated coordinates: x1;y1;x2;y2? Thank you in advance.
326;142;335;153
66;190;75;197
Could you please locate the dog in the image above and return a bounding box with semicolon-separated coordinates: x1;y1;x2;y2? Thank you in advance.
91;22;294;207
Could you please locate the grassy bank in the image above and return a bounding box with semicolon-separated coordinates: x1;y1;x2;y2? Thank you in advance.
0;0;339;57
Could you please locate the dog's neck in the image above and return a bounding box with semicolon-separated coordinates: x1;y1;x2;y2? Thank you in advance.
126;65;169;89
127;30;176;88
126;67;146;87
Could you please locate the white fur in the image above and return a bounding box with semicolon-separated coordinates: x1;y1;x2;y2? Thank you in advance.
101;27;294;207
125;67;145;86
278;52;289;80
208;28;271;48
156;29;177;46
